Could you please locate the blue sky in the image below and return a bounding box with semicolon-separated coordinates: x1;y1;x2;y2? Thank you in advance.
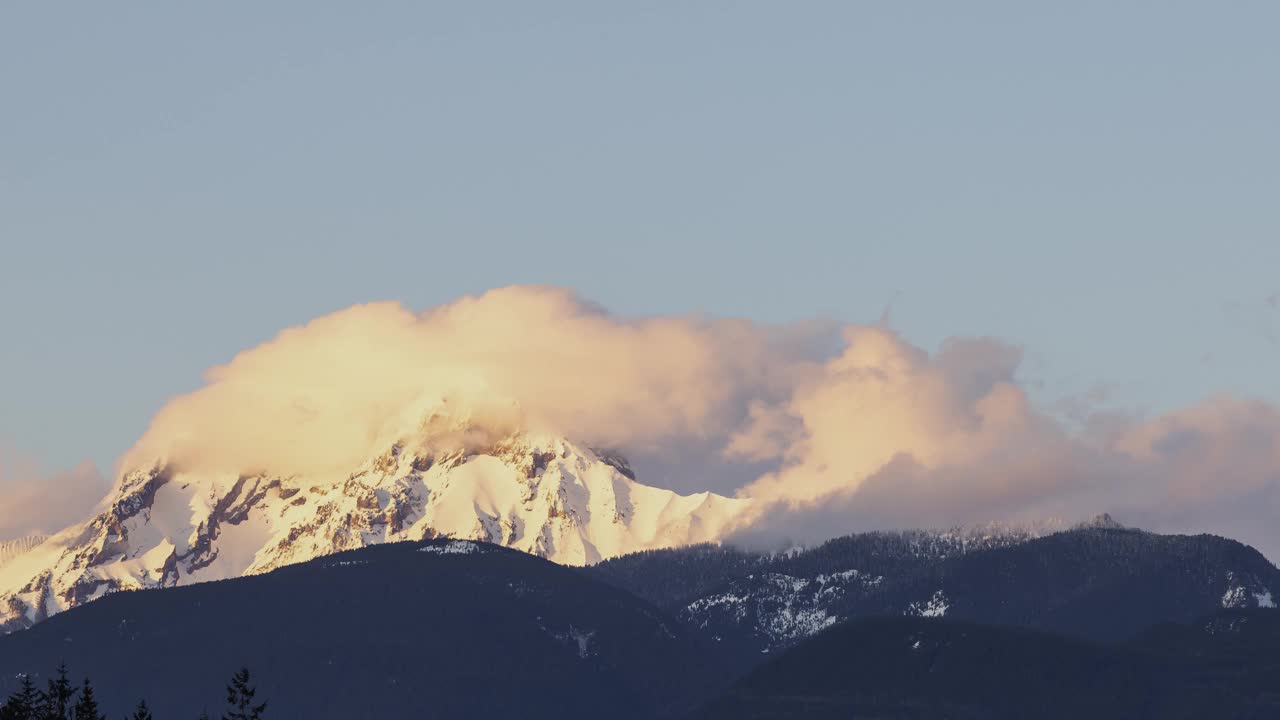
2;2;1278;474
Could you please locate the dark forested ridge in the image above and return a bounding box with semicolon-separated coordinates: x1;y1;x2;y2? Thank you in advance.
586;524;1280;655
586;543;770;608
585;527;1035;609
856;527;1280;640
0;540;732;720
2;527;1278;719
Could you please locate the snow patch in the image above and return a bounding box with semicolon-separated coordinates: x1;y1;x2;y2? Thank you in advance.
682;570;870;648
558;626;595;658
418;539;487;555
907;590;950;618
535;618;596;659
1222;584;1249;609
1219;571;1272;609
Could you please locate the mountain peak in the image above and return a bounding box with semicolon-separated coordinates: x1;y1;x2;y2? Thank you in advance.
1075;513;1127;530
0;432;750;633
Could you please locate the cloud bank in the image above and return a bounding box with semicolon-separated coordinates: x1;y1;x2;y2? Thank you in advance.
725;327;1280;559
66;285;1280;560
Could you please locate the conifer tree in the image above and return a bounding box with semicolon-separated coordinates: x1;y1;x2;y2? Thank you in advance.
42;663;76;720
70;679;102;720
129;700;152;720
222;668;266;720
0;674;43;720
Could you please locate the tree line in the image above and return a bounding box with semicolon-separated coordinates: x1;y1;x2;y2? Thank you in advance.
0;664;265;720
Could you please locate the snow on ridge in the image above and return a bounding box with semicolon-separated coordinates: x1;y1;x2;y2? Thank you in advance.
682;568;883;650
1219;571;1275;609
418;540;486;555
0;432;752;634
0;535;49;568
1223;585;1250;608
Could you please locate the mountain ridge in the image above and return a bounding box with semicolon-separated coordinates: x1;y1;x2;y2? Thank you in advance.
0;431;749;633
588;524;1280;657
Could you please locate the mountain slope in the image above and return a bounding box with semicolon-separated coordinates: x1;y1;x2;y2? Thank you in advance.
0;536;47;568
0;432;749;632
589;524;1053;655
692;613;1280;720
589;522;1280;655
0;539;735;720
859;527;1280;641
1131;608;1280;705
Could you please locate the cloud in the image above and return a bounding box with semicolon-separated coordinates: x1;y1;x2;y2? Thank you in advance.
725;330;1280;560
121;286;830;482
112;285;1280;561
731;328;1041;503
0;451;107;540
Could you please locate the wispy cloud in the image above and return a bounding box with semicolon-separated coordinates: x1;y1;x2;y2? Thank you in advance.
0;450;107;540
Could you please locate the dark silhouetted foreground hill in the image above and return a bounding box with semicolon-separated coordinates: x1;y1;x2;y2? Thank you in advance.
0;539;731;720
694;611;1280;720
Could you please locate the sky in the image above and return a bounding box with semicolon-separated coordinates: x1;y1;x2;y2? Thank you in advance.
2;2;1278;490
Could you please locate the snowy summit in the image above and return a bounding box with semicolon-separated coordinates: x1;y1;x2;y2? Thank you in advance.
0;425;750;633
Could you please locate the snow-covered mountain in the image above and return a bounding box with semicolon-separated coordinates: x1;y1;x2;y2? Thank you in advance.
0;536;48;569
0;431;750;633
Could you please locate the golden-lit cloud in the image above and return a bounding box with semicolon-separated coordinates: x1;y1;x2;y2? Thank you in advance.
72;284;1280;560
120;286;824;480
732;328;1040;503
725;330;1280;559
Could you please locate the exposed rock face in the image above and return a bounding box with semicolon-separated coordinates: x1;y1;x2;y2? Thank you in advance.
0;433;750;633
